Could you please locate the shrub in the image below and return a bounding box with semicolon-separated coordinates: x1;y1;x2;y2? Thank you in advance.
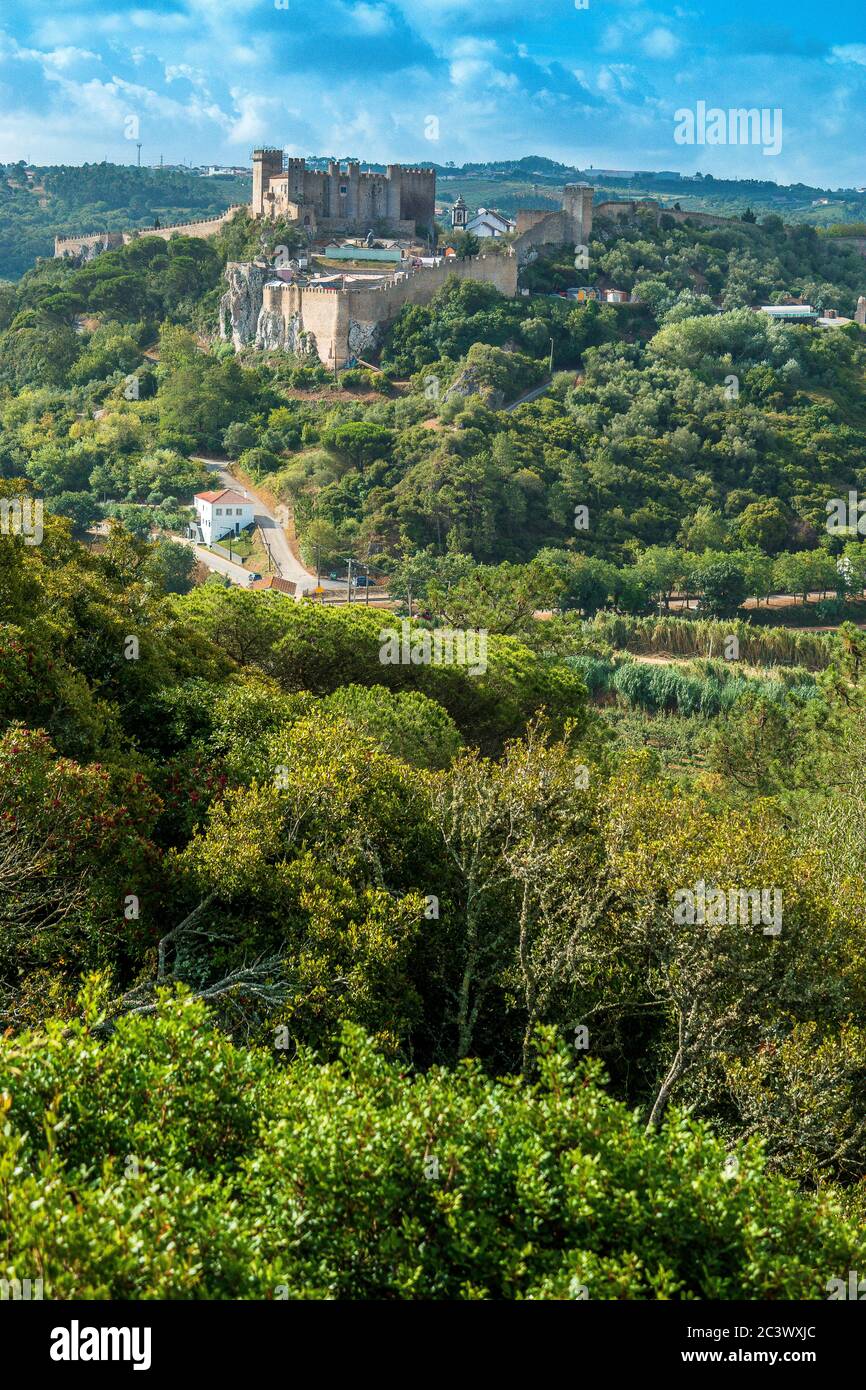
1;998;861;1299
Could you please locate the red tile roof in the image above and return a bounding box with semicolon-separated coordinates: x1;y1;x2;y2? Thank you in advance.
194;489;252;507
249;576;296;595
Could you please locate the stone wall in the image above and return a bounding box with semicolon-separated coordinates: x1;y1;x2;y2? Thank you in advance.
512;211;566;264
122;207;244;244
55;206;244;261
594;199;741;231
515;208;558;234
221;252;518;368
54;231;124;260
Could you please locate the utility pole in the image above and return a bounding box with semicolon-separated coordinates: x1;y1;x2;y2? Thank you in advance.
346;557;353;603
549;337;554;375
136;143;142;168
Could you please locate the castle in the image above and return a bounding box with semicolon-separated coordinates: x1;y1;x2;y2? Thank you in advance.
220;176;596;370
250;150;436;237
52;147;598;371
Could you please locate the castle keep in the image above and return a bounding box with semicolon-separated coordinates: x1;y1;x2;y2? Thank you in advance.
251;150;436;237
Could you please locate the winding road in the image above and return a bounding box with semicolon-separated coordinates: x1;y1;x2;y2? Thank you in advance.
192;457;344;595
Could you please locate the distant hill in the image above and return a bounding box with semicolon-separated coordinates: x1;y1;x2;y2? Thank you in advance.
0;162;251;280
429;157;866;229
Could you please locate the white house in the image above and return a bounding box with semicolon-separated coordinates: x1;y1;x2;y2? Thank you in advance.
463;207;516;238
193;488;255;545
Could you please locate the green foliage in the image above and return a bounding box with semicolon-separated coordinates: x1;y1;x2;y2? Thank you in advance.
0;162;248;280
1;1001;861;1299
175;588;589;753
5;192;866;1300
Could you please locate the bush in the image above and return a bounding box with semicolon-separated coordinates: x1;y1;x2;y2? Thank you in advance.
1;997;861;1299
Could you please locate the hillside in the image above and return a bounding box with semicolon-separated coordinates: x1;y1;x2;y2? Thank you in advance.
5;187;866;1304
0;162;251;280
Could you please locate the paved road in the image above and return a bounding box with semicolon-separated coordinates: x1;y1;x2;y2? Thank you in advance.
504;379;553;412
193;457;344;595
172;535;252;587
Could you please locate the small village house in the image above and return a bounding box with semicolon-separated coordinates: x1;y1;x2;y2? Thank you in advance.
192;489;255;545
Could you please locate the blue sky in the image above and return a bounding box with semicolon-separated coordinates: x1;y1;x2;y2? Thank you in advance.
0;0;864;185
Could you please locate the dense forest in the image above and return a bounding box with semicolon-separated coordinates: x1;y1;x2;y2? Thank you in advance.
3;198;866;1299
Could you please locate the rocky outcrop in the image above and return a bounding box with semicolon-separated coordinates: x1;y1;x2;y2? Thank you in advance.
220;261;269;350
347;319;383;359
255;306;316;356
443;363;504;409
255;304;289;352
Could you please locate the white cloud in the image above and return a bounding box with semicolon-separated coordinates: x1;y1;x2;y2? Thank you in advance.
338;3;394;36
641;28;680;60
830;45;866;68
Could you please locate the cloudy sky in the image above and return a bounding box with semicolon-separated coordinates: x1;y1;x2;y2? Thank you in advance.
0;0;864;185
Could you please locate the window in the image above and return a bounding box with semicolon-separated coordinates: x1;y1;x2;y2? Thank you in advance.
339;184;347;195
215;508;222;515
236;508;243;515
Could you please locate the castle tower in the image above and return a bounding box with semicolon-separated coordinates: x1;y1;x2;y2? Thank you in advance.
385;164;402;224
561;183;594;247
252;149;284;216
286;157;306;203
451;195;467;230
346;160;360;220
856;296;866;326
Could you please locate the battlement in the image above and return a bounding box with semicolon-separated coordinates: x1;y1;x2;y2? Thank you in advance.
54;205;245;260
130;205;246;238
250;148;436;232
225;248;517;370
54;231;124;254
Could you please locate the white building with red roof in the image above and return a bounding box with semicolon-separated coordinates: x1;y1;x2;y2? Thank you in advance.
193;488;255;545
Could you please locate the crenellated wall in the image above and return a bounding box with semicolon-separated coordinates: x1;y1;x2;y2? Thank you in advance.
252;151;435;234
222;252;518;368
511;184;594;265
55;205;244;260
54;231;124;260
